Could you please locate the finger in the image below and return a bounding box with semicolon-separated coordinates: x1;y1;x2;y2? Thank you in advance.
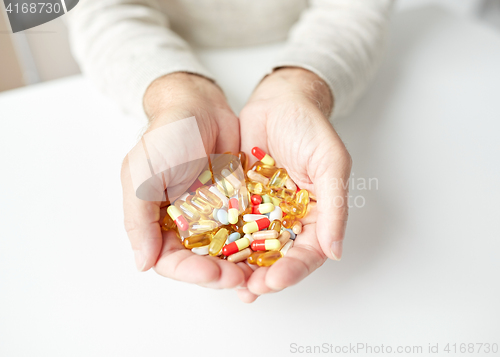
198;259;246;289
312;132;352;261
121;156;163;272
215;111;241;154
246;267;274;295
265;223;326;290
236;288;259;303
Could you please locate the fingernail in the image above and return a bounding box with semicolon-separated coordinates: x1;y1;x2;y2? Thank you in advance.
133;250;147;271
330;241;343;261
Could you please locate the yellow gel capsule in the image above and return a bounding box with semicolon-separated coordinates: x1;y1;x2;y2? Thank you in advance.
238;185;250;212
196;186;223;209
246;170;269;185
161;213;176;231
278;188;296;201
294;189;310;216
209;228;229;256
186;194;213;215
247;251;267;265
174;200;201;222
255;162;279;178
280;201;306;218
189;220;219;234
282;215;297;229
247;181;267;195
183;233;211;249
257;251;283;267
268;168;288;189
214;173;235;197
269;220;281;233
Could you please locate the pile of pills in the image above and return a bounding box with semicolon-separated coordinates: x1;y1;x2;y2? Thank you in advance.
162;147;313;267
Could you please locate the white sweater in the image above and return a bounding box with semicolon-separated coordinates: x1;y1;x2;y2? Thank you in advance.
68;0;394;120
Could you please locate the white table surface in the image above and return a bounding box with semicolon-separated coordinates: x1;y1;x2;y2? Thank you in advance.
1;5;499;357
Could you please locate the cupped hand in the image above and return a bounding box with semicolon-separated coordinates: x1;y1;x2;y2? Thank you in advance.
238;68;352;302
121;73;251;289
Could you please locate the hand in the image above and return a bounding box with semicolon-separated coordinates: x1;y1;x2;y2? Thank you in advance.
238;67;352;302
121;73;249;289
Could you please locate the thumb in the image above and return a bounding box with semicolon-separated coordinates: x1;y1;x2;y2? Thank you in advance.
313;138;352;261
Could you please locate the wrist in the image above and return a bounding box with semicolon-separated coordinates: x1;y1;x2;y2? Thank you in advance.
258;67;333;117
143;72;226;121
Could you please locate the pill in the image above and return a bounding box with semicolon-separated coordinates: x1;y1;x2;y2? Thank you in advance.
232;215;245;234
257;250;283;266
196;186;223;209
174;200;201;222
251;203;274;214
186;194;213;215
268;206;282;222
278;230;291;248
238;185;250;211
247;181;267;195
292;221;303;235
191;245;210;255
228;198;239;224
262;194;272;203
222;237;250;256
227;247;252;263
243;217;270;234
188;170;212;192
269;220;281;232
183;233;212;249
243;214;268;222
250;194;262;205
254;162;278;178
167;206;189;231
228;232;241;243
189;220;219;234
221;168;242;191
284;228;296;240
280;240;294;255
268;168;288;189
271;196;281;207
247;170;269;185
214;173;235;197
161;214;176;231
252;230;279;240
285;177;297;191
217;209;229;225
251;147;275;166
209;185;229;207
244;233;254;243
251;238;281;251
247;251;267;265
281;215;296;229
209;228;229;256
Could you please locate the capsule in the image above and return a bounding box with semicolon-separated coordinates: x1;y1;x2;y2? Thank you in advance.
232;215;245;234
189;220;219;234
284;228;296;240
278;229;291;248
285;177;297;191
221;169;242;191
238;151;249;172
268;168;288;189
174;200;201;222
214;173;235;197
247;251;267;265
191;245;209;255
251;147;275;166
251;203;274;214
238;185;250;212
252;230;279;240
196;186;223;209
254;162;279;178
280;240;294;255
271;196;281;207
257;250;283;266
293;189;310;217
228;198;239;224
251;238;281;251
243;217;270;234
247;170;269;185
167;206;189;231
268;206;282;222
251;194;262;206
227;247;252;263
247;181;267;195
186;194;212;215
209;185;229;207
216;209;229;225
269;220;281;233
183;233;211;249
281;215;297;229
161;213;177;231
188;170;212;192
262;194;272;204
228;232;241;243
280;201;306;218
208;228;229;256
243;214;268;222
292;221;303;235
277;188;296;201
222;237;250;256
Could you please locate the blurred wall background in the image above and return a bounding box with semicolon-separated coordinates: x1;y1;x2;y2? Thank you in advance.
1;0;499;93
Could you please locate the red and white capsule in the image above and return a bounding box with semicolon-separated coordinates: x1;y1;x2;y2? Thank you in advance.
251;203;274;214
167;206;189;231
251;147;275;166
188;170;212;192
243;217;270;234
222;237;250;256
228;197;239;224
250;238;281;251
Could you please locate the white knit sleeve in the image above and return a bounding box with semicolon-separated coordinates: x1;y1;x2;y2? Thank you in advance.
272;0;395;120
67;0;214;120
